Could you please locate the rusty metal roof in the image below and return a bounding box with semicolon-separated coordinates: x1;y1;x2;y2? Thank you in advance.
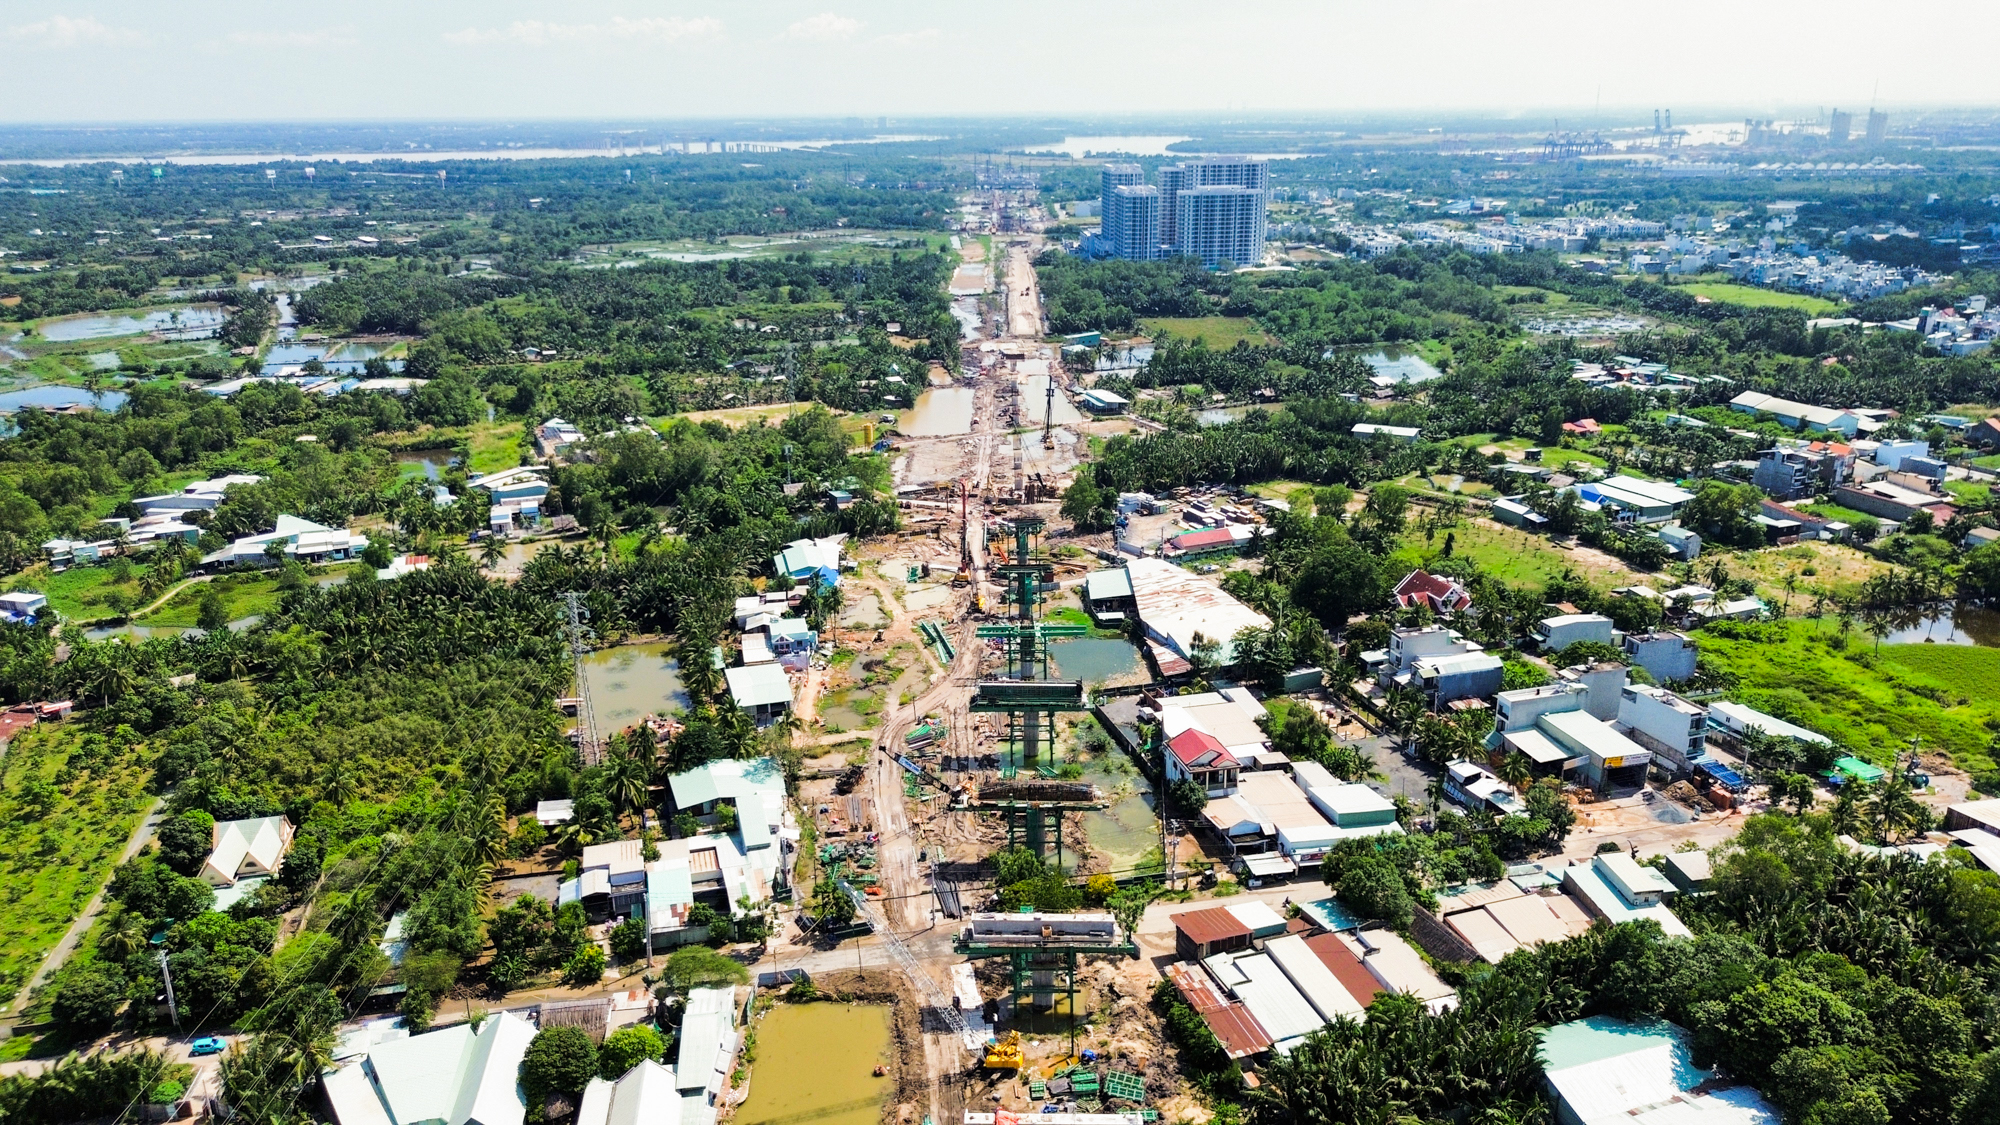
1172;906;1252;948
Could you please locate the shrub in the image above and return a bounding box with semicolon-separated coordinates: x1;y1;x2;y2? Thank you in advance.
609;917;649;962
561;945;606;988
51;966;127;1032
521;1026;598;1102
597;1025;666;1079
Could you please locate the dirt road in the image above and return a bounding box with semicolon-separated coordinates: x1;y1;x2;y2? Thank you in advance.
1003;241;1044;339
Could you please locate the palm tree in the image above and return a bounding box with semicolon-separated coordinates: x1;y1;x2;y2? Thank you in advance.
1869;773;1927;843
319;762;358;809
551;818;594;857
1496;752;1534;790
479;535;507;571
1828;783;1867;837
608;749;650;818
1782;572;1798;616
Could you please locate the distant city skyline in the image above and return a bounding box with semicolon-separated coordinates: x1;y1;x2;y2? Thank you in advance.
0;1;1981;124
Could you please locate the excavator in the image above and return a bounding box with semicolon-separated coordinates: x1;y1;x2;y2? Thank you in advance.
982;1030;1025;1071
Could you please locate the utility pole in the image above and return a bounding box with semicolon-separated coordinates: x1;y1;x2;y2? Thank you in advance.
157;948;181;1033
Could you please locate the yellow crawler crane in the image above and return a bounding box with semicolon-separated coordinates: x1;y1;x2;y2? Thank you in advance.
982;1030;1025;1070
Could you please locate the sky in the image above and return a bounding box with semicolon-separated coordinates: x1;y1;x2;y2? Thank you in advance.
0;1;1982;124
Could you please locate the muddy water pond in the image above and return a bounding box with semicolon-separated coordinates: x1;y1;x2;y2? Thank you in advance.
578;642;688;734
736;1003;893;1125
900;386;975;437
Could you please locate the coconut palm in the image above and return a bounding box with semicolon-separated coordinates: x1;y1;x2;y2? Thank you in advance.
479;535;506;571
607;747;651;818
1869;773;1927;843
1496;752;1534;790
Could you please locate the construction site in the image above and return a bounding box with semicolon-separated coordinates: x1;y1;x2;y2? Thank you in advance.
766;194;1199;1125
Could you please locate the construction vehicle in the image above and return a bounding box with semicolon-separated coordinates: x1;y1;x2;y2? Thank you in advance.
982;1030;1025;1070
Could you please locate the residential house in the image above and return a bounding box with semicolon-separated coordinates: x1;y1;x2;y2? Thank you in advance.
674;987;741;1125
204;515;369;567
771;535;846;586
0;591;48;624
1490;495;1548;530
1166;728;1242;797
1873;438;1929;470
467;467;551;504
1392;570;1473;614
1555;661;1628;722
1969;418;2000;448
1560;418;1601;436
200;816;295;888
1538;1016;1779;1125
1443;760;1526;816
1561;853;1691;936
1366;625;1501;706
562;839;648;921
1165;525;1255;560
577;1060;679;1125
1834;479;1956;523
1152;688;1277;769
376;554;431;580
1616;684;1709;774
1491;684;1652;790
1437;881;1594;963
723;662;791;722
1621;631;1698;684
1752;446;1842;500
323;1009;538;1125
1707;701;1832;754
1655;524;1701;560
1532;613;1614;653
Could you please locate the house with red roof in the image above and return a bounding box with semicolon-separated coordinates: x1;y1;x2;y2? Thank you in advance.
1560;418;1601;436
1392;570;1473;614
1166;727;1241;797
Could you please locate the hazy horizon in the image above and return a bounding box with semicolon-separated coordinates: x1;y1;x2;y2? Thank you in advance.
1;1;1986;124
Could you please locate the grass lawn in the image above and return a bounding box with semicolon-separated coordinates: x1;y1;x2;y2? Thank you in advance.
134;573;285;627
1394;519;1641;591
1722;541;1894;605
0;722;158;1008
1694;618;1999;771
468;418;527;474
1675;282;1839;316
1944;479;1992;506
1141;317;1273;349
2;562;163;621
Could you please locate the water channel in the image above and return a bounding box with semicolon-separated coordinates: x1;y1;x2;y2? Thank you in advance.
1025;135;1193;157
735;1003;893;1125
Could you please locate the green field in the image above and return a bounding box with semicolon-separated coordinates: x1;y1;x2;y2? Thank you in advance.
134;573;287;628
1141;317;1273;349
1694;618;2000;771
1676;282;1840;316
0;723;158;1009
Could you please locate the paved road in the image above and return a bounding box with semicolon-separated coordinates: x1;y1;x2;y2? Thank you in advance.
6;797;167;1018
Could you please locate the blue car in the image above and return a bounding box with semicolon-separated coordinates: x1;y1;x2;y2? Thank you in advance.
189;1036;226;1057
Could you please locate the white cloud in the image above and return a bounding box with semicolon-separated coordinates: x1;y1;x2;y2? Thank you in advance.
786;12;861;40
6;15;144;47
875;27;940;47
224;27;358;49
445;16;722;47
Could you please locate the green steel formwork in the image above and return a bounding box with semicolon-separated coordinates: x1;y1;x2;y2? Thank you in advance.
1103;1072;1145;1102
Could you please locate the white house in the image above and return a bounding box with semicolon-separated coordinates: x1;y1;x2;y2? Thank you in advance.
204;515;369;567
200;816;295;888
323;1009;537;1125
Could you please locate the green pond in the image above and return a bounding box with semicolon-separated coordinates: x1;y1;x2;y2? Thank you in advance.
1074;740;1161;878
578;642;689;735
1049;637;1144;688
736;1003;893;1125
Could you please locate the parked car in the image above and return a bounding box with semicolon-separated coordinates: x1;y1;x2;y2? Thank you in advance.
190;1036;227;1056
